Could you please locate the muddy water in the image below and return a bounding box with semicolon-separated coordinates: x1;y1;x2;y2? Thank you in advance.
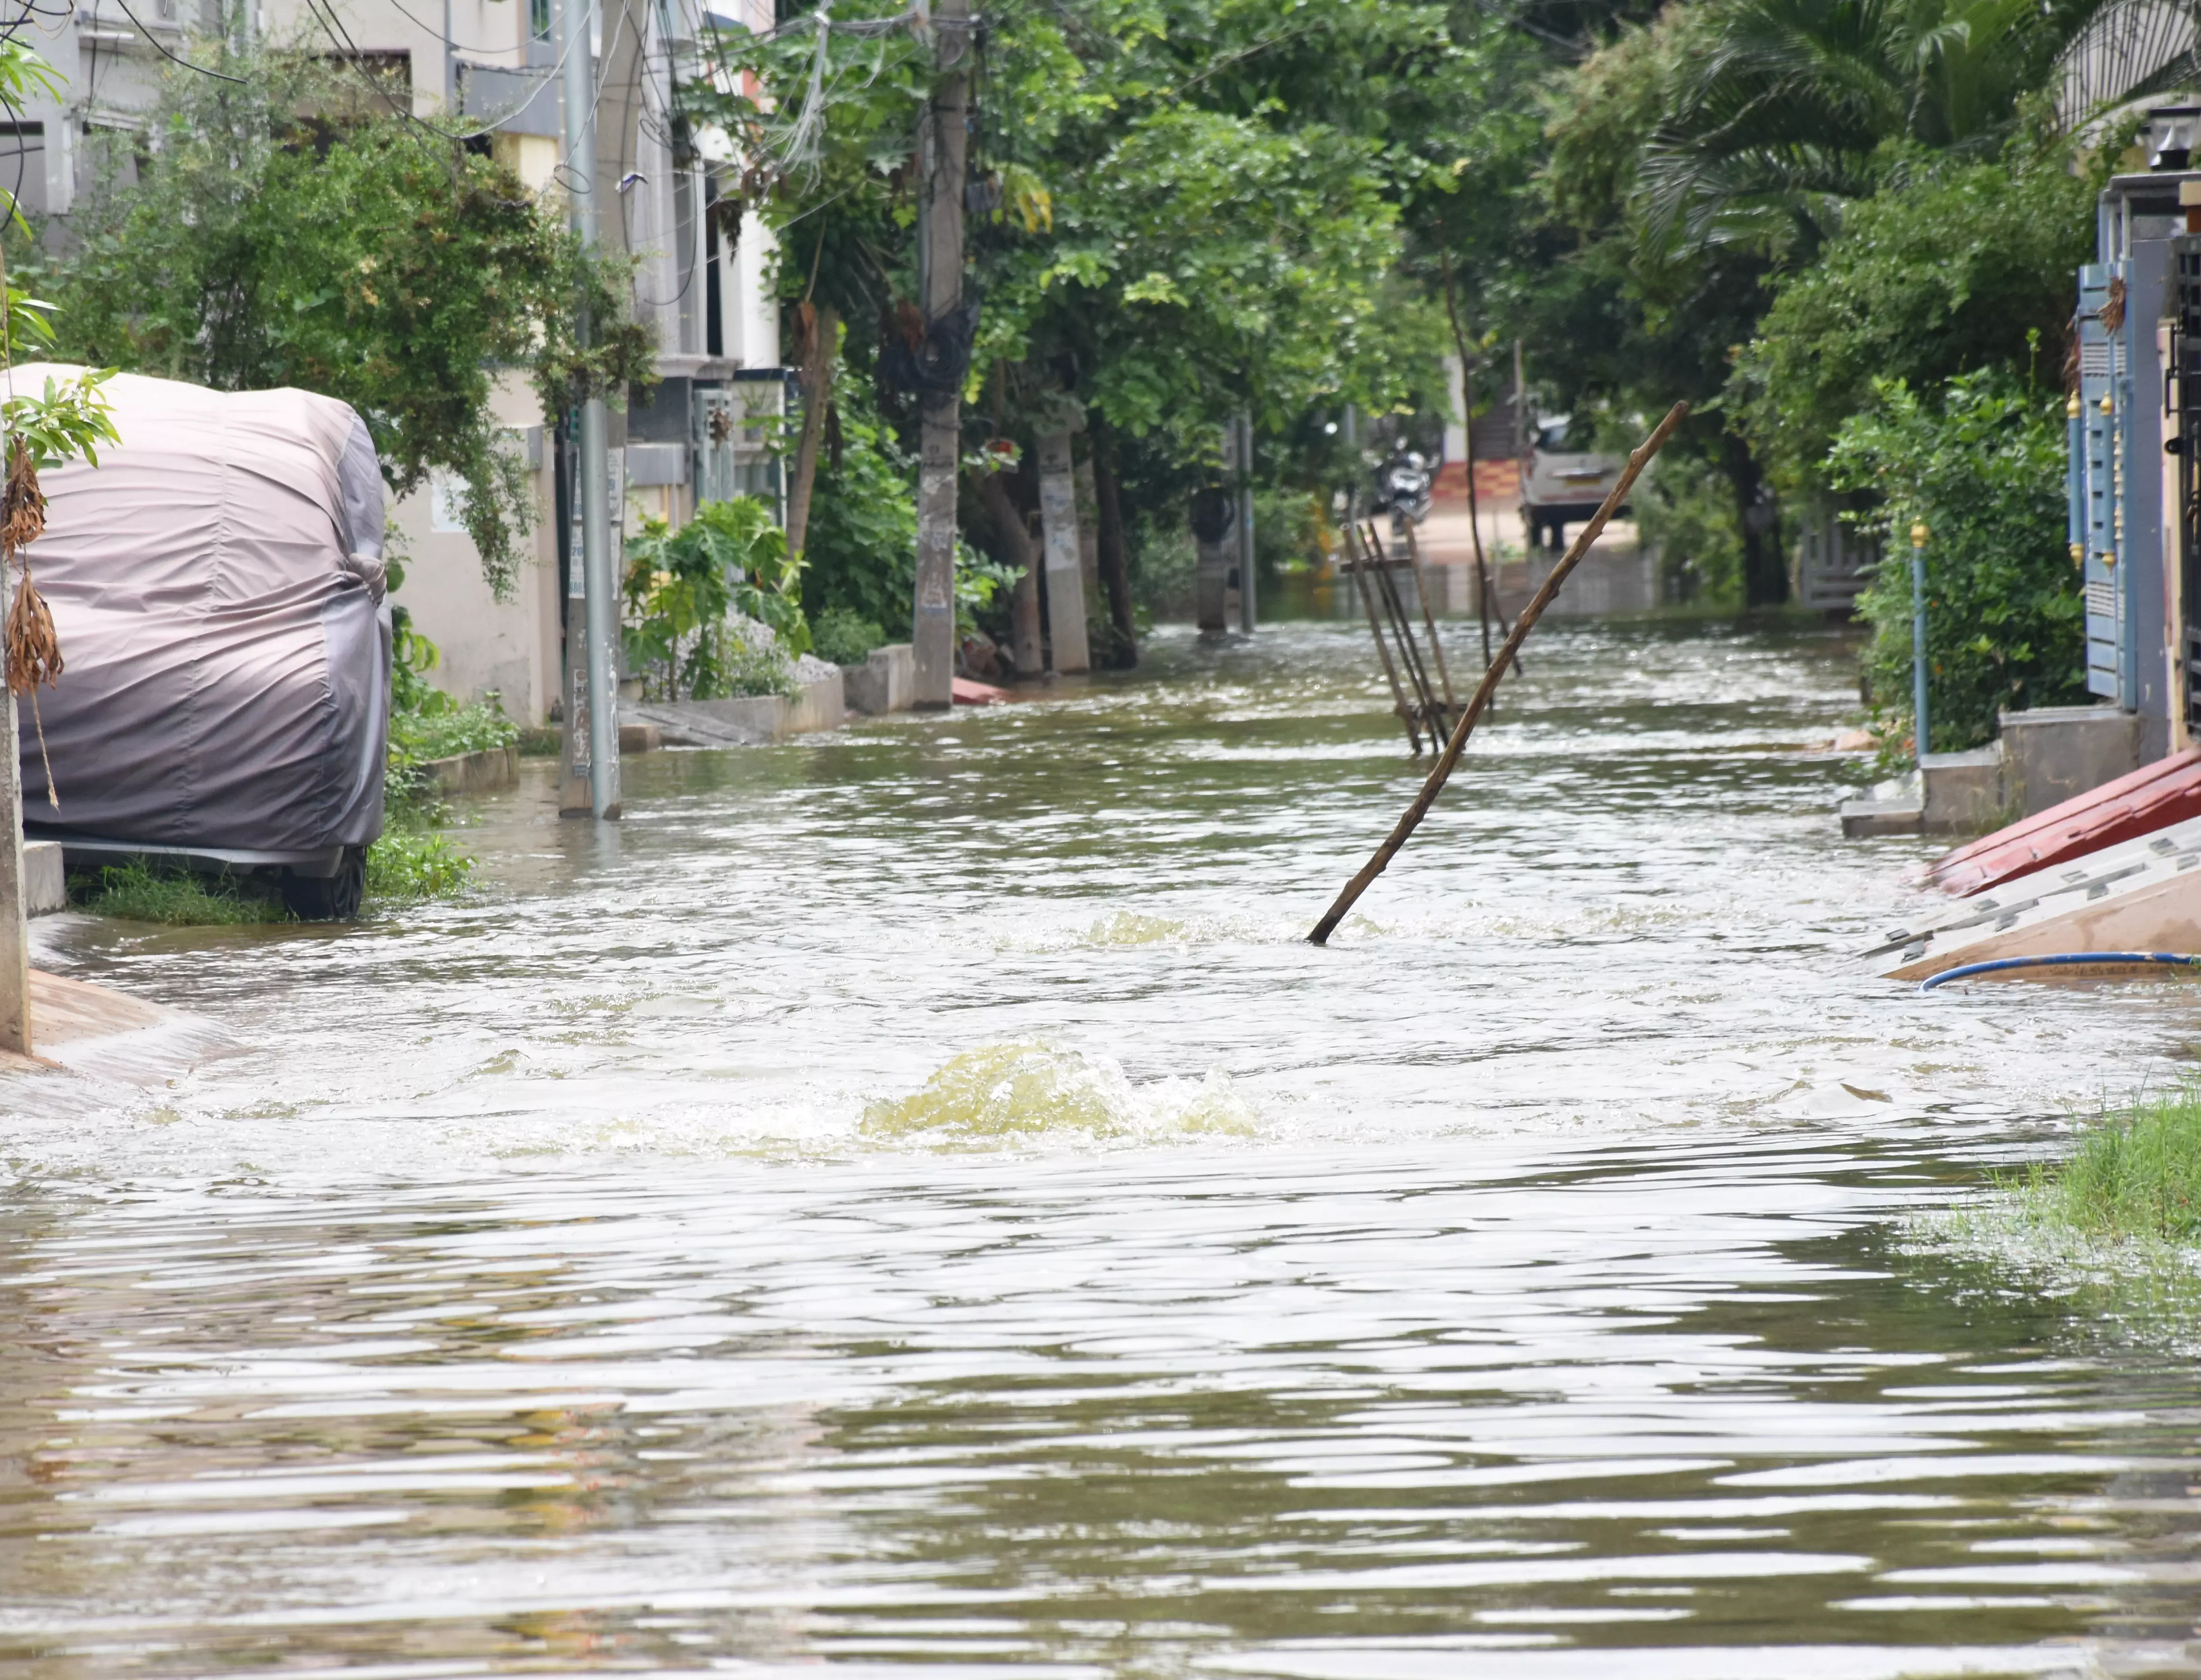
7;620;2201;1677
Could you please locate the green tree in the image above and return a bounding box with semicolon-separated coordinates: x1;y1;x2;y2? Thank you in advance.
38;47;651;598
1523;3;1789;602
1637;0;2109;255
1731;139;2098;487
698;0;1481;640
1829;371;2082;750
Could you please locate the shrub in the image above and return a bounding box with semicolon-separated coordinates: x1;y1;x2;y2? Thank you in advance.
1733;144;2097;490
800;361;918;632
812;606;886;666
623;495;809;701
1828;370;2084;752
1634;449;1743;606
366;828;473;901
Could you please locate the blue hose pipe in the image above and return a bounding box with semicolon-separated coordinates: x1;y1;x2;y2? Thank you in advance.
1919;952;2201;991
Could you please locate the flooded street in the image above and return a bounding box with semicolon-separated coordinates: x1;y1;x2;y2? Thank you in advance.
7;620;2201;1676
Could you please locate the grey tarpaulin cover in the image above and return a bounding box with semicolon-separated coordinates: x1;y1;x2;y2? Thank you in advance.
11;366;391;853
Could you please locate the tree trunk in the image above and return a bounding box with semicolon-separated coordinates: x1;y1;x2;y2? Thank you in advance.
971;468;1045;676
1722;431;1787;607
783;302;837;556
1090;422;1138;668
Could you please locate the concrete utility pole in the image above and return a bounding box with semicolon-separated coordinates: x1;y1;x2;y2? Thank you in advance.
559;0;621;818
0;684;27;1056
910;0;970;708
1036;429;1089;672
1193;482;1231;635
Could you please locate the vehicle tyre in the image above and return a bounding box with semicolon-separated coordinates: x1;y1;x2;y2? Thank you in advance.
281;845;367;922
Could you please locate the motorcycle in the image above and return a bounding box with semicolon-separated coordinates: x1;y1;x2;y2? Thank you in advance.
1373;449;1433;536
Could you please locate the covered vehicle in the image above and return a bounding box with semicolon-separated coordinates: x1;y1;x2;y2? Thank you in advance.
1520;414;1627;551
12;366;391;919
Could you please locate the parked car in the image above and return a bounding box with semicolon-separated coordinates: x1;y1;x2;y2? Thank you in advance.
1521;414;1627;550
15;366;392;920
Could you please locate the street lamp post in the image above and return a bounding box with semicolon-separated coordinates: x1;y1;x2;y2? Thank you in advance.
1910;521;1931;766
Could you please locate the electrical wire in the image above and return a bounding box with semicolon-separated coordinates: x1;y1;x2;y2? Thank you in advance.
298;0;566;140
373;0;536;57
104;0;249;82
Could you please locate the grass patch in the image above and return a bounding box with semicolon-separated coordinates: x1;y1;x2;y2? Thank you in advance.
1903;1085;2201;1350
367;825;472;900
2010;1084;2201;1243
72;862;290;926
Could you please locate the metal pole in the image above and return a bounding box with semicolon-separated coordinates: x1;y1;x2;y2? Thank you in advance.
1236;409;1256;634
1910;521;1930;765
560;0;621;818
910;0;970;708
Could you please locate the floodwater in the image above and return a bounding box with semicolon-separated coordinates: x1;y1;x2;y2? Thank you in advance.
7;619;2201;1678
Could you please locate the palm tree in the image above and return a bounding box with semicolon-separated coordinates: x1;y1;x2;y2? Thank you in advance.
1636;0;2117;253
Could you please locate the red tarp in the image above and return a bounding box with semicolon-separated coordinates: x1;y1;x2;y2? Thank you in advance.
1929;745;2201;897
952;677;1010;706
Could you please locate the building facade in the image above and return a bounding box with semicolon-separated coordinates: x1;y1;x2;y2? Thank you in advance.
7;0;782;720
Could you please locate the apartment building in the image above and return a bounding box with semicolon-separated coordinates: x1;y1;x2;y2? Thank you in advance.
5;0;783;720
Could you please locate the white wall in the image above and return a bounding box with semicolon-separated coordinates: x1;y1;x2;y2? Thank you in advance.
389;372;562;723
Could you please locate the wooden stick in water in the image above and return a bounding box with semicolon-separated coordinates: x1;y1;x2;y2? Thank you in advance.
1364;523;1443;737
1399;518;1455;712
1307;401;1687;946
1344;522;1420;754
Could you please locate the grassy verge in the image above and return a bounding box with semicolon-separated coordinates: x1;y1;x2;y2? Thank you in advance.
2010;1084;2201;1243
71;862;291;925
1906;1085;2201;1348
374;690;503;905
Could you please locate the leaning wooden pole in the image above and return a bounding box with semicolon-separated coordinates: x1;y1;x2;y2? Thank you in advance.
1399;518;1455;711
1344;523;1420;753
1363;523;1442;735
1308;401;1687;946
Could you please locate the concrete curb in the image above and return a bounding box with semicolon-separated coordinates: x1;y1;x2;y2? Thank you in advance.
422;745;519;795
631;670;847;749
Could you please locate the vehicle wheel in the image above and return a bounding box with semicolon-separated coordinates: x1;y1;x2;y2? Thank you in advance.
281;845;367;922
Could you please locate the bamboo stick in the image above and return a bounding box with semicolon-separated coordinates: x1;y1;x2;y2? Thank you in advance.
1307;401;1688;946
1344;523;1421;753
1364;523;1443;738
1399;517;1455;711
